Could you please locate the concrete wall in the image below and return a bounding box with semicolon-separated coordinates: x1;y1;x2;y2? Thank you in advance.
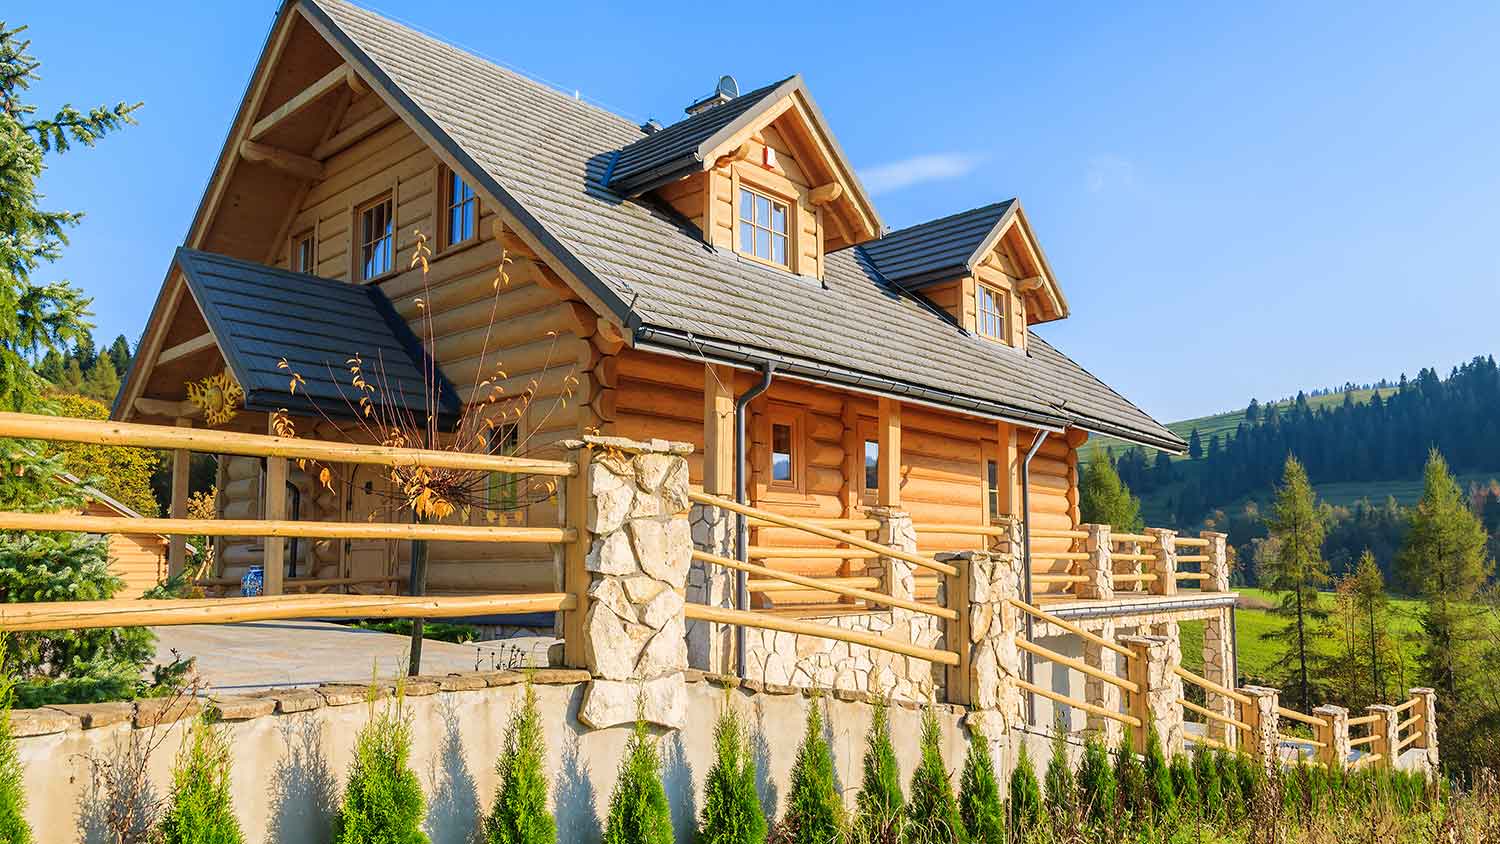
16;670;978;844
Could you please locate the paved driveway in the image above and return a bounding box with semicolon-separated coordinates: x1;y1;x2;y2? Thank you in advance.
152;620;553;693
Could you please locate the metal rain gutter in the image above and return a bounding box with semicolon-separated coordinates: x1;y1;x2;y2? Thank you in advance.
1045;593;1239;621
733;362;775;678
1019;430;1048;726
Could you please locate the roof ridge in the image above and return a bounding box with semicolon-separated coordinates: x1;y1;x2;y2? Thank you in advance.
874;199;1015;241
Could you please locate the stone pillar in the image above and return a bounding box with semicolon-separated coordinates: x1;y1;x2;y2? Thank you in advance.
1202;608;1237;747
1366;704;1399;769
571;436;693;730
1201;530;1230;592
1313;705;1350;769
686;503;735;674
1240;686;1281;769
1079;523;1113;601
1409;687;1439;772
1082;618;1124;746
1122;634;1185;757
1116;536;1143;594
866;506;917;604
1144;527;1178;596
961;546;1025;766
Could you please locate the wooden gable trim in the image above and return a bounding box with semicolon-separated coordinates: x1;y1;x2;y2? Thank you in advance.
967;201;1068;324
696;83;881;248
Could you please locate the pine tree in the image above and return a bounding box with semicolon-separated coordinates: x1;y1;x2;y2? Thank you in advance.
1351;551;1395;705
697;692;765;844
0;666;32;844
1141;725;1173;821
1398;449;1494;712
0;22;133;410
1079;458;1142;532
1006;743;1041;840
905;707;964;844
602;716;672;844
1187;428;1203;460
1111;740;1146;828
957;731;1003;844
484;678;555;844
106;334;131;375
778;699;842;844
333;690;429;844
158;712;245;844
1041;721;1075;825
1075;735;1114;830
80;353;118;403
853;699;902;842
1261;456;1331;712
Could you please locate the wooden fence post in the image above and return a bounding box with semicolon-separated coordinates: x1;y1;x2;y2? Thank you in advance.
1409;687;1439;772
263;455;287;596
1121;634;1184;757
945;549;973;707
1240;686;1281;769
1313;704;1350;770
1366;703;1398;769
559;446;591;668
167;418;193;578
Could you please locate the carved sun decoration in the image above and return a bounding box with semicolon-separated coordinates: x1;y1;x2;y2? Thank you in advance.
186;370;245;427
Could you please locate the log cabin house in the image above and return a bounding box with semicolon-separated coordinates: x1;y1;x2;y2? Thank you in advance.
113;0;1235;702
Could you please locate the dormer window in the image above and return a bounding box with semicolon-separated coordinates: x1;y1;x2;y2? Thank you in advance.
737;187;789;267
976;282;1007;342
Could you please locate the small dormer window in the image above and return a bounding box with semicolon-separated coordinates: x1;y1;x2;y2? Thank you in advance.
738;187;788;267
976;282;1008;342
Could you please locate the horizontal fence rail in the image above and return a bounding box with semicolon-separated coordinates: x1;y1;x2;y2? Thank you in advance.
0;592;576;632
0;512;572;544
683;603;959;666
0;411;574;476
692;549;956;621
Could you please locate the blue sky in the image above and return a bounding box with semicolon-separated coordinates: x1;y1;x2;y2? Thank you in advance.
17;0;1500;422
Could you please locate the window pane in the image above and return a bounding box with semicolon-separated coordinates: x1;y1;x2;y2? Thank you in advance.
771;202;786;234
772;234;786;266
987;460;999;519
449;206;464;245
772;423;792;482
756;195;771;226
739;188;752;221
463;201;475;240
739;221;753;251
755;228;770;260
865;440;879;491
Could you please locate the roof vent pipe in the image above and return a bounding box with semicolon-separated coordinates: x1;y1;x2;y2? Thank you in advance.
734;361;775;678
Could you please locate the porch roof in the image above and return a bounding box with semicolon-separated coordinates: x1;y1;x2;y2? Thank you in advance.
169;247;460;423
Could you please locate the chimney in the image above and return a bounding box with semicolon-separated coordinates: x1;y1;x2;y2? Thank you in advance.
685;75;739;116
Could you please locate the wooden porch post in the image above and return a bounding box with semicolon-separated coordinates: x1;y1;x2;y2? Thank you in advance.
167;418;192;578
877;397;901;507
703;365;734;497
263;454;287;596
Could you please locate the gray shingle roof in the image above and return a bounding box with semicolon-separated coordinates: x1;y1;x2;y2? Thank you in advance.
860;201;1015;287
607;78;793;194
302;0;1183;452
174;247;460;422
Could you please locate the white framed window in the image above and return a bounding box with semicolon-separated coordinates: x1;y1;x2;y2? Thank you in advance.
977;283;1007;341
292;230;316;274
443;168;478;248
737;186;789;267
356;193;394;281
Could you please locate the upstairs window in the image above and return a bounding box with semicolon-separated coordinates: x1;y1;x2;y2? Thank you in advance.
443;169;478;248
976;283;1007;342
357;193;394;281
292;230;316;274
738;187;788;267
987;459;1002;521
864;440;879;493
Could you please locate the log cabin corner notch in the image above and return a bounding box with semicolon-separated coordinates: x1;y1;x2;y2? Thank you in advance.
113;0;1187;612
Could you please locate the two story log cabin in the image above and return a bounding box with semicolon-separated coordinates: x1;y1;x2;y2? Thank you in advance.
114;0;1195;640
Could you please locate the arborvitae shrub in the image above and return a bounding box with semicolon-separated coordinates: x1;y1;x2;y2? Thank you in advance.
1193;746;1223;823
778;699;842;844
1075;735;1115;830
0;669;32;844
853;699;902;843
1168;754;1198;813
697;694;765;844
957;730;1004;844
1141;725;1173;821
1231;753;1259;809
1007;742;1042;839
1112;740;1146;826
602;717;672;844
905;707;964;844
1042;722;1075;824
484;678;555;844
333;689;429;844
158;712;244;844
1213;750;1242;821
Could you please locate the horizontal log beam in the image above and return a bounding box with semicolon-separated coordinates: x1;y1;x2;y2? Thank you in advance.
1180;697;1251;732
1172;665;1252;705
693;549;955;621
1016;636;1139;694
0;592;575;632
0;511;573;544
156;332;217;366
1014;677;1141;727
1009;597;1135;660
313;106;398;160
133;398;201;419
1276;706;1329;729
683;603;959;666
239;140;324;180
0;412;576;476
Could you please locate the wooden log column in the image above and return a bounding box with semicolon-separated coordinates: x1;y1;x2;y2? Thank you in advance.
686;364;737;674
262;454;288;596
167;418;193;578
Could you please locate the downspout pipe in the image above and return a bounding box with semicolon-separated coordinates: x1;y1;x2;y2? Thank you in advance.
1019;430;1049;726
734;362;776;678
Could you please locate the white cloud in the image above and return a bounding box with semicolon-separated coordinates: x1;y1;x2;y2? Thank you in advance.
860;153;982;196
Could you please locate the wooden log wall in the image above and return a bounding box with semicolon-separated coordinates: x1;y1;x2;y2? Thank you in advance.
1028;433;1082;596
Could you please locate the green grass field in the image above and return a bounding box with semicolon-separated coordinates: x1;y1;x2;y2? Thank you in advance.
1179;587;1428;688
